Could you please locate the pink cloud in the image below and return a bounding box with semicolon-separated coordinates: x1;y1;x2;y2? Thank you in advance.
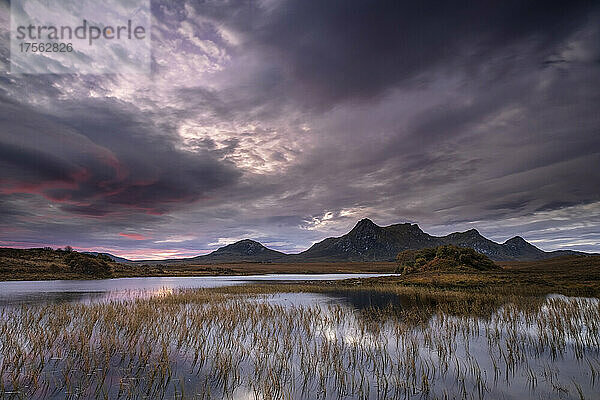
119;232;149;240
88;247;204;261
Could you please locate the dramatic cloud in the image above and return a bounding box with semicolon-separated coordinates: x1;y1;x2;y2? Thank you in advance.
203;0;597;105
0;0;599;258
0;97;241;216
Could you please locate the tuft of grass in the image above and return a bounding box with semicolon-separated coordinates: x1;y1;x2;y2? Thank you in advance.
0;285;598;399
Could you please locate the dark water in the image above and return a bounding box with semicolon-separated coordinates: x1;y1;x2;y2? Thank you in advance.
0;273;395;305
0;276;598;399
321;288;439;311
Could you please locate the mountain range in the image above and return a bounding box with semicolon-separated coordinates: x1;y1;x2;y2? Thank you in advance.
118;219;586;265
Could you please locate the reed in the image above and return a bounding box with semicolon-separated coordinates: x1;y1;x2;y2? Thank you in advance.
0;286;598;399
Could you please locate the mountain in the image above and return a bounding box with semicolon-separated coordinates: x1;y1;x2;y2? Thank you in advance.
292;219;438;261
146;239;287;265
130;219;590;265
83;252;133;264
196;239;287;263
293;219;588;262
500;236;547;260
439;229;502;256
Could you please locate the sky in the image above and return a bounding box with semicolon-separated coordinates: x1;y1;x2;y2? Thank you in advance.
1;0;599;260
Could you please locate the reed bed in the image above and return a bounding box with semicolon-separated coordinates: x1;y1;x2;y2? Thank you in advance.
0;288;598;399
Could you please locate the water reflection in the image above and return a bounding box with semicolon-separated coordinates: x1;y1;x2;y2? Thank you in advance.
1;292;598;399
0;273;395;306
322;289;437;310
0;291;106;306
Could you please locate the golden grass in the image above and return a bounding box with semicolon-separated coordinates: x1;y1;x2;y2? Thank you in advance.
159;261;396;275
348;255;600;298
1;285;599;399
0;247;396;281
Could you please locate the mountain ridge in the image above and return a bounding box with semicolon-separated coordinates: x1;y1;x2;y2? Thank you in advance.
187;239;286;263
124;218;590;265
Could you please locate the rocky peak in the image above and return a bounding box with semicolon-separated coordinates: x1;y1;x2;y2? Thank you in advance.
407;223;424;233
444;228;483;240
215;239;267;255
357;218;378;227
386;222;423;233
463;228;483;237
504;236;529;248
350;218;380;234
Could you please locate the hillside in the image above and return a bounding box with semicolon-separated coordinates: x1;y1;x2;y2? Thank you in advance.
183;239;287;263
395;245;501;274
351;254;600;297
293;219;438;261
0;248;164;281
83;252;135;264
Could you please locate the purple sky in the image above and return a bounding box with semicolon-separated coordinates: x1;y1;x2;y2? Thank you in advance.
1;0;599;259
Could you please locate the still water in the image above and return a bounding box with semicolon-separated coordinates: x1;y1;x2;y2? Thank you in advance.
0;273;393;305
0;275;599;399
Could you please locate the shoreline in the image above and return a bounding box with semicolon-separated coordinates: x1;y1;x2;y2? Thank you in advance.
0;271;398;283
2;254;599;298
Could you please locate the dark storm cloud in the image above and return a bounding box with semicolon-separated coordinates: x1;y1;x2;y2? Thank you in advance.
1;0;599;255
0;96;241;216
212;0;597;105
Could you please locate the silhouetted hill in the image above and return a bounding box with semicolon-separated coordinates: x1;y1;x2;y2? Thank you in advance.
200;239;286;262
396;245;501;274
83;252;133;264
56;219;594;266
438;229;503;257
291;219;589;262
501;236;581;259
153;239;287;265
293;219;438;261
0;248;162;280
500;236;547;259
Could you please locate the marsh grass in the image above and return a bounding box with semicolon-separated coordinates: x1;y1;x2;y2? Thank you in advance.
0;286;599;399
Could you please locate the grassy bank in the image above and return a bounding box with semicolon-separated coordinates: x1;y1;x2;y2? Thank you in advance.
384;254;600;297
185;254;600;299
0;248;165;281
0;247;397;281
2;247;599;300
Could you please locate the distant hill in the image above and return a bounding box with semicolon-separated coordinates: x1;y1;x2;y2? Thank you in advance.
133;218;591;265
83;252;134;264
287;219;587;262
177;239;287;264
0;248;162;280
292;219;438;261
396;245;501;274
